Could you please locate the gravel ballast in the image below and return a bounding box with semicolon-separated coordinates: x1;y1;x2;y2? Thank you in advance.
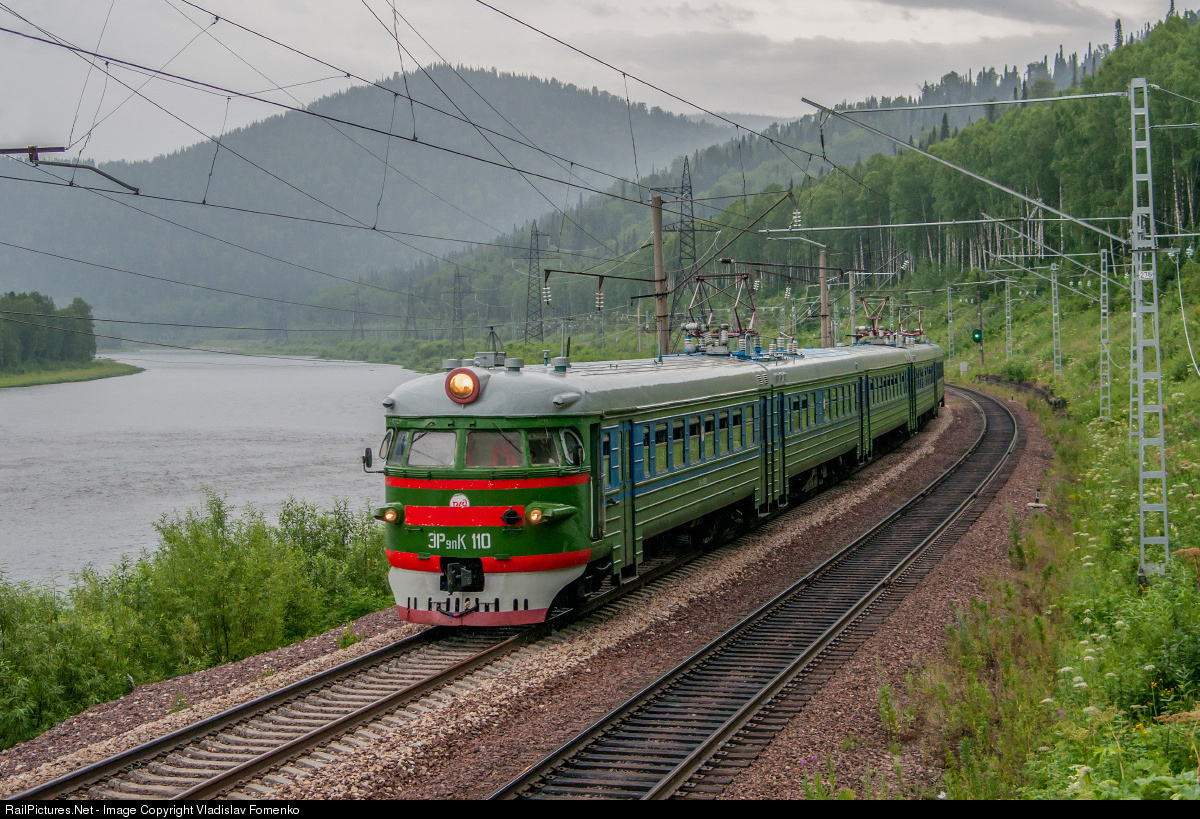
1;389;1050;800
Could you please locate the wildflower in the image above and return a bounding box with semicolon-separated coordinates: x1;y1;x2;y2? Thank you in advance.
1106;673;1117;678
1083;706;1099;714
1073;676;1085;683
1084;648;1096;654
1059;667;1074;674
1083;562;1095;567
1084;656;1097;662
1082;617;1092;625
1144;664;1156;671
1074;682;1089;689
1041;698;1055;704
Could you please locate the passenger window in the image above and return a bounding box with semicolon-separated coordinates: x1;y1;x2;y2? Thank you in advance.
407;431;457;467
465;431;524;468
655;423;669;473
746;406;756;444
689;417;702;463
731;409;743;449
528;431;560;466
719;411;731;452
671;419;685;467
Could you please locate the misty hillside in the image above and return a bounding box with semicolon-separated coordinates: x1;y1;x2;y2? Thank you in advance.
0;65;727;326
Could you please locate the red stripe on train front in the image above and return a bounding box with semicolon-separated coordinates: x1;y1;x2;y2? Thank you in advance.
405;505;524;526
385;474;589;490
386;549;591;573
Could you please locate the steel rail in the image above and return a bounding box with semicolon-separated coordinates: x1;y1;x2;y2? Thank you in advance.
12;531;708;800
14;389;970;801
492;387;1015;799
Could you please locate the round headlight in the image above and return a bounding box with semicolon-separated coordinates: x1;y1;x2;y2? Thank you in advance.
528;508;544;525
445;368;480;404
383;508;398;523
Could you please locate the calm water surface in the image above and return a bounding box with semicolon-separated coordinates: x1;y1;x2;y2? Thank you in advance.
0;350;415;582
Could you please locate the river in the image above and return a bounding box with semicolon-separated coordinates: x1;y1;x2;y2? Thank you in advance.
0;350;415;583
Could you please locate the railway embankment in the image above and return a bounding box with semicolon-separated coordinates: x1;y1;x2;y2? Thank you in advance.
0;393;976;798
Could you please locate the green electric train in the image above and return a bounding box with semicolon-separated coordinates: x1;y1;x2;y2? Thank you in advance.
367;339;945;626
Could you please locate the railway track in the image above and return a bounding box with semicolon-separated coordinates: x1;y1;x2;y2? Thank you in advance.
492;387;1017;800
10;542;702;800
13;388;996;801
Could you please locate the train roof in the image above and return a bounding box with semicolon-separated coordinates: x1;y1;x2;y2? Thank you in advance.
384;342;944;420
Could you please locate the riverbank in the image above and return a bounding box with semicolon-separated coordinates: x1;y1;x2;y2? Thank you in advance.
0;359;143;389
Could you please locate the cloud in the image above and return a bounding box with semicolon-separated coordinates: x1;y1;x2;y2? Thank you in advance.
650;2;759;25
869;0;1109;27
592;28;1093;117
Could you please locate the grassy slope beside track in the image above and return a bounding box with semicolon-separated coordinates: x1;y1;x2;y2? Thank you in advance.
816;271;1200;798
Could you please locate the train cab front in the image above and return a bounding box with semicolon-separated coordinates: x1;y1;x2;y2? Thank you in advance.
373;413;597;627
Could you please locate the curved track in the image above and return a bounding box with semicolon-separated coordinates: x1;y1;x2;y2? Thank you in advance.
14;386;997;801
492;387;1017;800
12;544;703;800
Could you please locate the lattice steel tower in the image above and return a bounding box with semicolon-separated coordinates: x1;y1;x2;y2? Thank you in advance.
451;265;469;350
1099;248;1112;419
523;222;547;343
1129;77;1170;575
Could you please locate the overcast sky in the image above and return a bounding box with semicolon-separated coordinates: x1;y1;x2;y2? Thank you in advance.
0;0;1170;162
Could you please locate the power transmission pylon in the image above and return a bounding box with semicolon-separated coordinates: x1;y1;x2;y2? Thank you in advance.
452;265;469;350
351;277;366;341
523;222;547;343
1129;77;1170;575
655;157;716;344
403;292;416;340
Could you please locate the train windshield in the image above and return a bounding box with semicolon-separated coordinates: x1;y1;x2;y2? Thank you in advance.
465;430;524;468
407;431;457;467
528;431;560;465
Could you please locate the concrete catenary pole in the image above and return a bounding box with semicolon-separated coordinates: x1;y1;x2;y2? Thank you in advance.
652;195;670;359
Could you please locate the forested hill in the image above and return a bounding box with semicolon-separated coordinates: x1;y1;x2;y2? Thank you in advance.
0;66;726;328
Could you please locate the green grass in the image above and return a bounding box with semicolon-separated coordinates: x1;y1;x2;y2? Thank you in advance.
0;358;143;389
858;254;1200;800
0;492;392;751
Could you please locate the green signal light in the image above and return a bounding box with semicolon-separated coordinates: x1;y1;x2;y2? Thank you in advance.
972;329;982;343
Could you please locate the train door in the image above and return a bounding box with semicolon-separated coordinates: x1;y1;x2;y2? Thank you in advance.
858;376;870;461
907;366;917;433
628;421;644;566
601;425;636;578
758;396;773;511
774;393;787;505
